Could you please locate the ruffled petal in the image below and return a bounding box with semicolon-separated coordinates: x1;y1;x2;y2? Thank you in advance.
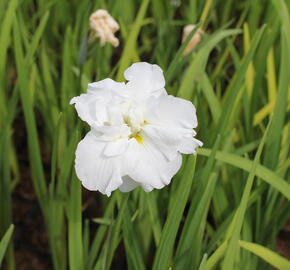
119;175;140;192
143;124;202;157
142;125;180;161
146;94;198;129
103;138;129;157
122;138;182;191
178;136;203;154
124;62;165;100
93;125;130;141
88;78;125;93
75;131;123;196
70;79;125;127
70;92;107;127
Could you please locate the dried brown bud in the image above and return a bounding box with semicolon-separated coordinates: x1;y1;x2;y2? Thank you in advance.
182;24;204;56
89;9;120;47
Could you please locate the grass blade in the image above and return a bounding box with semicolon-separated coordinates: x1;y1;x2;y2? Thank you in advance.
197;148;290;201
239;240;290;270
67;176;84;270
116;0;149;80
152;156;197;270
221;119;271;269
0;225;14;266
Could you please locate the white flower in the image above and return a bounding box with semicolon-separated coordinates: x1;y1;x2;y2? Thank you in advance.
89;9;119;47
70;62;202;196
182;24;204;56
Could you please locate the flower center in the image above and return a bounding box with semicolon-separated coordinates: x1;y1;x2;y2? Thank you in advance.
122;106;147;143
134;134;143;143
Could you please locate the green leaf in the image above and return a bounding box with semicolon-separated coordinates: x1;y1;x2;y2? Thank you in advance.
116;0;149;81
152;155;197;270
213;25;265;141
0;0;18;83
221;118;271;269
13;16;48;213
0;0;18;118
239;240;290;270
105;193;129;270
197;148;290;201
0;224;14;266
25;11;50;66
175;135;221;269
177;28;241;99
67;176;84;270
122;206;146;270
264;0;290;169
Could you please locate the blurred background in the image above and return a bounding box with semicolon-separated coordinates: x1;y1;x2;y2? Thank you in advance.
0;0;290;269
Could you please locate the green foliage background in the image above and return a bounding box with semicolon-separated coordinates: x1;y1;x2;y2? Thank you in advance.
0;0;290;269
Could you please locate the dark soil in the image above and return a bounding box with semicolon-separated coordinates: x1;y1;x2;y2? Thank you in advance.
10;113;51;270
277;219;290;260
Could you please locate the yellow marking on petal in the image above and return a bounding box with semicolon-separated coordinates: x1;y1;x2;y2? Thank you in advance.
134;135;143;144
143;120;149;125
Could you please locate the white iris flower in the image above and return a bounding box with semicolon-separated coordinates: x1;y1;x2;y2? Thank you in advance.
70;62;202;196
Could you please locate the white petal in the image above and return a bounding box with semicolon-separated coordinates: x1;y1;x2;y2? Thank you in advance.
124;62;165;99
70;92;103;126
94;125;130;141
70;79;125;127
107;104;124;125
178;136;203;154
119;175;140;192
103;138;128;157
146;94;198;129
88;78;125;93
75;131;123;196
143;124;202;156
142;125;180;161
122;138;182;191
70;91;112;127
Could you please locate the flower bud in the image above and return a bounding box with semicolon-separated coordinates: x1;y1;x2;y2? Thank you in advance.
182;24;204;56
89;9;120;47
